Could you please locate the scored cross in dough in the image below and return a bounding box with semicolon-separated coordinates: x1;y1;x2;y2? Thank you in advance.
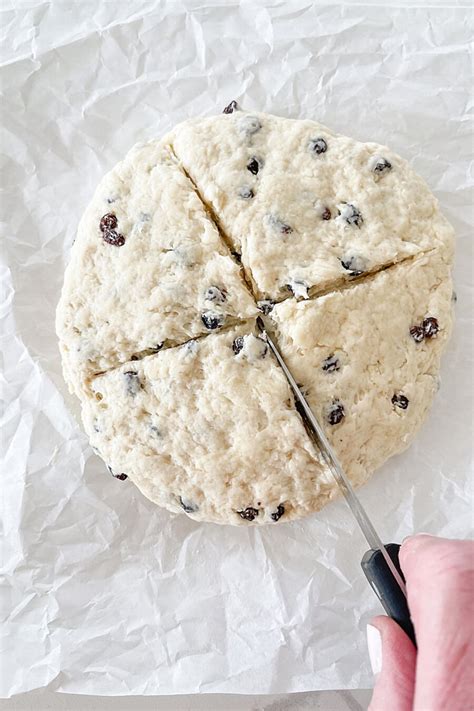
171;111;454;301
82;322;335;525
271;251;453;488
57;107;455;524
56;139;257;397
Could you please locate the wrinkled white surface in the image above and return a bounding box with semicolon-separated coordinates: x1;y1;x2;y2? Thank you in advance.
1;0;472;699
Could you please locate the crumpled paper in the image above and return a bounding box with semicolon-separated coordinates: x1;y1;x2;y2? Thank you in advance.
1;0;472;698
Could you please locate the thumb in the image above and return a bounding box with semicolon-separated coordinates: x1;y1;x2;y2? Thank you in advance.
367;615;417;711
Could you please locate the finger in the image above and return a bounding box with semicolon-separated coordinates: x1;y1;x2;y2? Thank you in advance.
400;535;474;711
367;615;416;711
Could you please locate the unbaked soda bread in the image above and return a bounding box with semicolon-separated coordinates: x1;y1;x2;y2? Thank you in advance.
57;104;454;524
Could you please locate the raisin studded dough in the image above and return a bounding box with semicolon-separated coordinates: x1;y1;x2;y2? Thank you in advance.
171;112;453;301
83;324;335;524
56;139;257;397
271;252;453;487
57;109;454;525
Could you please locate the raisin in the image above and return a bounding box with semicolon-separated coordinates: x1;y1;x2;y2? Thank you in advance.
179;496;199;513
257;300;275;315
423;317;439;338
201;311;225;330
269;215;293;234
247;157;260;175
322;354;340;372
309;137;327;155
124;370;141;396
232;336;244;355
370;156;392;177
340;256;367;277
237;507;259;521
223;100;239;114
392;393;409;410
205;286;227;303
103;230;125;247
338;203;363;228
286;279;309;299
107;465;128;481
99;213;125;246
239;186;254;199
271;504;285;522
410;325;425;343
327;401;345;425
321;207;331;220
100;213;117;230
231;250;242;262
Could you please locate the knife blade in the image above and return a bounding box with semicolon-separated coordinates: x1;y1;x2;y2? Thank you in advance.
256;316;416;644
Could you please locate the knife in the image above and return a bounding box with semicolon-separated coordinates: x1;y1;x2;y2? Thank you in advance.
256;317;416;646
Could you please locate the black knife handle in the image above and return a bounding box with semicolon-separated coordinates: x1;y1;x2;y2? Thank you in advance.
361;543;416;647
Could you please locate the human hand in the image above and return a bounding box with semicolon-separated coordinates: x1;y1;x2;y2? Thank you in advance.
367;534;474;711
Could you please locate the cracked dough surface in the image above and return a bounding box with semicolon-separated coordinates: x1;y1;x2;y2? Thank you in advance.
171;111;454;300
56;109;455;525
83;324;334;525
56;139;256;397
272;252;453;487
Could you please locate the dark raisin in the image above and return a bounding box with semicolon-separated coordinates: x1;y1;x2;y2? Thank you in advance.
223;100;239;114
124;370;141;396
410;325;425;343
99;213;125;246
201;311;225;330
338;203;363;228
340;256;367;277
237;507;259;521
327;401;345;425
272;217;293;235
309;137;327;155
100;213;118;231
205;286;227;303
371;156;392;176
247;157;260;175
232;336;244;355
107;465;128;481
423;317;439;339
179;496;199;513
392;393;409;410
238;186;254;199
452;290;457;303
102;230;125;247
321;207;331;220
286;280;309;298
271;505;285;522
257;300;275;315
231;250;242;262
322;354;340;372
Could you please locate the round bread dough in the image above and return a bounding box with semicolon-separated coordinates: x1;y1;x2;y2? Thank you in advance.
56;108;455;525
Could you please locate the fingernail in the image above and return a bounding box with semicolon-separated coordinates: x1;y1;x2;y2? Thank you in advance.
366;624;382;676
402;532;435;543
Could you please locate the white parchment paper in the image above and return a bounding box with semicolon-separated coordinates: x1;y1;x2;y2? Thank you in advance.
1;0;472;698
